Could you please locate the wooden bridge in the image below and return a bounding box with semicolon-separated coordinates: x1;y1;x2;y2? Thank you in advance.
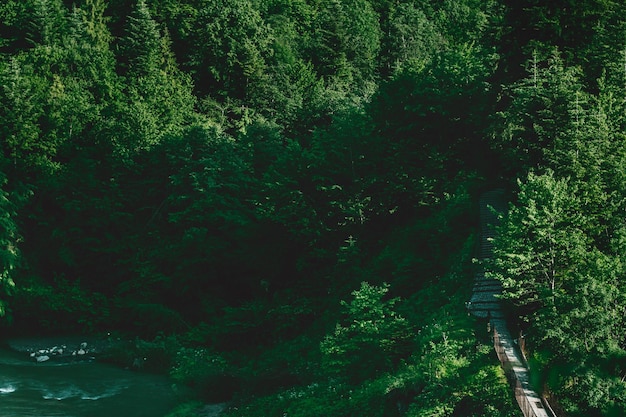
469;189;555;417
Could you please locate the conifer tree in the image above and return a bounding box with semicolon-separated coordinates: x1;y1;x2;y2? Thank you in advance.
187;0;272;101
120;0;161;77
0;57;49;177
114;0;196;154
0;171;21;318
29;0;67;46
308;0;381;90
386;3;442;72
492;50;585;174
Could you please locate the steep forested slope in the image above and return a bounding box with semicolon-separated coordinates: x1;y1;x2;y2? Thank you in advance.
1;1;626;416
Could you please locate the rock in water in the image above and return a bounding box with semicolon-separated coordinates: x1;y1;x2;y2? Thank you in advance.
36;355;50;363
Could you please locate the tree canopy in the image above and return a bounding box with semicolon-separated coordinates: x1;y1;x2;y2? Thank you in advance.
2;1;626;416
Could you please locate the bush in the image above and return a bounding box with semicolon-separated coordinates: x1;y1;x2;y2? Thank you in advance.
171;347;240;402
320;282;413;383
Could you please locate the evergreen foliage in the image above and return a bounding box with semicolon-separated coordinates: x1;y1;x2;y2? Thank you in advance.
0;171;22;318
320;282;412;383
3;1;626;416
488;41;626;416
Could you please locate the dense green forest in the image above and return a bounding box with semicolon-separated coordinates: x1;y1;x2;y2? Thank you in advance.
1;0;626;416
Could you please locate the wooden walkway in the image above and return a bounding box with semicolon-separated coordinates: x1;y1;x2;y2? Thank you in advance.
469;189;554;417
468;189;506;319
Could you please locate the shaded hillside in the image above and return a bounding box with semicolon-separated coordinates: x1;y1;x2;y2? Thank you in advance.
1;1;626;415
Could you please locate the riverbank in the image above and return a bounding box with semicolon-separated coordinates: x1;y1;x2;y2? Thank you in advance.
0;341;179;417
1;335;230;417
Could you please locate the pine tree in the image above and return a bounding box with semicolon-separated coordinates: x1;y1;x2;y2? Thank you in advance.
28;0;67;46
492;50;585;174
0;171;20;318
120;0;161;77
187;0;272;101
386;3;442;73
114;0;196;154
0;56;49;176
308;0;381;89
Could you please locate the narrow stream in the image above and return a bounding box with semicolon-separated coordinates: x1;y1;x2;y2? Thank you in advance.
0;340;179;417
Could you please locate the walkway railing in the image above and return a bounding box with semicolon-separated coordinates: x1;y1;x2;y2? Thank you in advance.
492;320;552;417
